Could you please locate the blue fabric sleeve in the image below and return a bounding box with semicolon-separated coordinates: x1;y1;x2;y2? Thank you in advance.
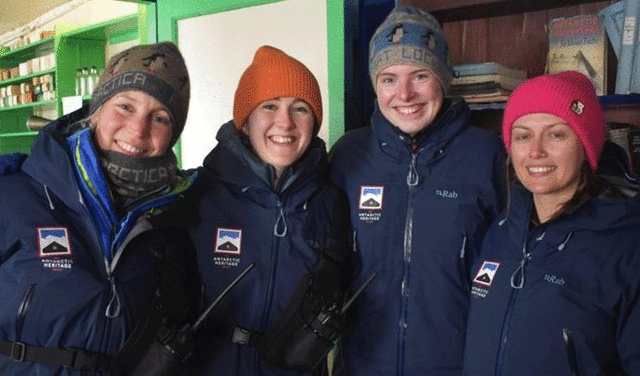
0;153;27;176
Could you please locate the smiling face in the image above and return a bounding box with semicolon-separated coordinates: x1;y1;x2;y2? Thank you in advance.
375;64;444;135
91;90;173;158
242;96;315;178
510;113;586;216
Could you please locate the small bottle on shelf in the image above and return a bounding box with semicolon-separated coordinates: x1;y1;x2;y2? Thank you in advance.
88;65;98;95
81;67;89;96
75;68;83;96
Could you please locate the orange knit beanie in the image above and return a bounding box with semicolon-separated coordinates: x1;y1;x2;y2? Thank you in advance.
233;45;322;133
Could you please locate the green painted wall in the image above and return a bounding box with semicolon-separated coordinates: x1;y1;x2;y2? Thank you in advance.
155;0;345;146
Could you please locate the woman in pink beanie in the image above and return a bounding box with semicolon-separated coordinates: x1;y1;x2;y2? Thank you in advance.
462;71;640;375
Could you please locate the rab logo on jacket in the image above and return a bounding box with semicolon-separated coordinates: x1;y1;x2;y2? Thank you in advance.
38;227;74;271
471;261;500;299
358;186;384;223
214;228;242;269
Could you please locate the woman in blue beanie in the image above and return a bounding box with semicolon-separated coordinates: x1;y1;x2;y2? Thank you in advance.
329;5;506;375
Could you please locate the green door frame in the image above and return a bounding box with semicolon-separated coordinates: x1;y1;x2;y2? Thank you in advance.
155;0;345;152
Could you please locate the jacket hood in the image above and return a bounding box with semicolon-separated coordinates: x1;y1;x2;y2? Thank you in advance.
202;120;327;195
22;119;86;211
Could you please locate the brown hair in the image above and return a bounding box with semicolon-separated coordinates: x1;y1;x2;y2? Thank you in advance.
506;159;605;224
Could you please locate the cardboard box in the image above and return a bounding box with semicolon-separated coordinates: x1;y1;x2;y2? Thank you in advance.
40;30;55;39
6;85;20;96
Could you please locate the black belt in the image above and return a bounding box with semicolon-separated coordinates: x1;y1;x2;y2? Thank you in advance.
0;338;112;371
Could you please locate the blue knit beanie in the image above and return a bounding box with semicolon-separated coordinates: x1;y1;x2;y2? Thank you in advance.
369;5;452;92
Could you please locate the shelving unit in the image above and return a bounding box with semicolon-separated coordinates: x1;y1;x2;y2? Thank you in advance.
398;0;640;133
0;13;139;154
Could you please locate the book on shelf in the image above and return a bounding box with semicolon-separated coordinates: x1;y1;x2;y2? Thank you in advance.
450;62;526;104
629;127;640;176
453;62;527;79
614;0;640;94
460;88;512;104
606;121;632;156
450;73;525;92
449;82;513;97
599;1;625;58
546;14;608;95
629;0;640;94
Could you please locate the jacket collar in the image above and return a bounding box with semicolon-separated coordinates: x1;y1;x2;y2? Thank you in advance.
203;120;327;198
503;183;640;252
370;98;470;160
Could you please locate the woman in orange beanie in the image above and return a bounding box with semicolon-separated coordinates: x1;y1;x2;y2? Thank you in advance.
181;45;352;376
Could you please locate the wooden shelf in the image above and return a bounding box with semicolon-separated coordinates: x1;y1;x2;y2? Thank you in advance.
403;0;610;22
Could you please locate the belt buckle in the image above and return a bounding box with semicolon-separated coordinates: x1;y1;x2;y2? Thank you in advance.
231;327;251;345
10;341;26;362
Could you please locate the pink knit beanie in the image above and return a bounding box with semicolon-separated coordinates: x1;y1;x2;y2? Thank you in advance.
502;71;606;170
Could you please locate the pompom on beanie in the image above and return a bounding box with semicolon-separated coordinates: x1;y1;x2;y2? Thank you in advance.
502;71;606;170
368;5;453;92
90;41;190;147
233;45;322;133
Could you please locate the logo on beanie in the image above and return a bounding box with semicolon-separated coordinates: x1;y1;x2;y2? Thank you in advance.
426;31;437;50
391;26;404;43
571;100;584;115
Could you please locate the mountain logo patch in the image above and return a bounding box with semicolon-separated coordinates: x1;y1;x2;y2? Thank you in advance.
38;227;71;257
215;228;242;255
359;186;384;210
473;261;500;287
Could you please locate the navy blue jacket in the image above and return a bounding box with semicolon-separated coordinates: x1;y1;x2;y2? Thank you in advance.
0;110;195;376
463;183;640;376
185;122;349;376
329;99;506;375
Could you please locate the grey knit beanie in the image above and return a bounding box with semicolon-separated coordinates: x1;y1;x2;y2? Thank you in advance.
89;41;190;147
369;5;453;92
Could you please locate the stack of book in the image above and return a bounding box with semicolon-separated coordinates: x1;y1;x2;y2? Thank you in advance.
599;0;640;95
449;62;527;105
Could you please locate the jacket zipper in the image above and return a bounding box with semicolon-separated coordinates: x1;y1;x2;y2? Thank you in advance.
398;152;418;375
257;197;286;373
16;284;36;341
495;286;519;376
563;328;580;376
496;237;532;375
